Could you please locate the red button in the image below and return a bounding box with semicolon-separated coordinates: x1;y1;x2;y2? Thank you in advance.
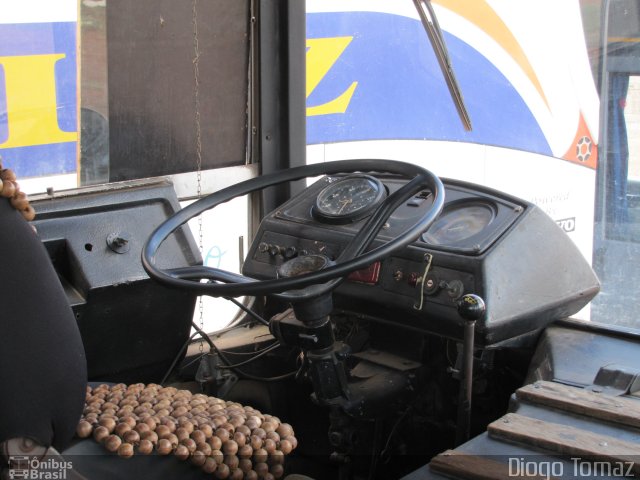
347;262;381;285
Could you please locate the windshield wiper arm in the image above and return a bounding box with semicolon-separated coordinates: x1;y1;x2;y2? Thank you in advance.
413;0;472;131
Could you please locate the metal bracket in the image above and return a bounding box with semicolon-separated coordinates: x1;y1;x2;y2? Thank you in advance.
586;363;640;396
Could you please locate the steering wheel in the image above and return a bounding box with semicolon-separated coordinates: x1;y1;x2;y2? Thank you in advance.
142;159;444;301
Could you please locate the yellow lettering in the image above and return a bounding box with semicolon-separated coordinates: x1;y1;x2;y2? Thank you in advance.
306;37;358;116
0;53;77;148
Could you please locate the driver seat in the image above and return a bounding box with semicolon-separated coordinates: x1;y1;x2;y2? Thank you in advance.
0;198;295;479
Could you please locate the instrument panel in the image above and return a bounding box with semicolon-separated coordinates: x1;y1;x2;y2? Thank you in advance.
243;173;599;346
277;174;521;255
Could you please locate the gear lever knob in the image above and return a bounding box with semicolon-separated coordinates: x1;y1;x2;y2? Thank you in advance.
457;294;486;321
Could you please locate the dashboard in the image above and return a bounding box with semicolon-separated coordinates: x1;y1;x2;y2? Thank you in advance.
242;173;599;346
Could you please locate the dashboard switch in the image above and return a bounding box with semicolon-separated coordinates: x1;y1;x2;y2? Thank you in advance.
423;273;440;295
445;280;464;300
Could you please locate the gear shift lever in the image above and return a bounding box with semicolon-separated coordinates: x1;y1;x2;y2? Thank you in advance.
455;294;486;445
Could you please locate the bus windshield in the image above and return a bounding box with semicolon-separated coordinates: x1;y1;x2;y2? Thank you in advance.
0;0;638;331
305;0;640;330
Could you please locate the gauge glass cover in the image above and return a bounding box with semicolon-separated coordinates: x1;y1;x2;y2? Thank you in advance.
422;203;494;245
313;175;385;223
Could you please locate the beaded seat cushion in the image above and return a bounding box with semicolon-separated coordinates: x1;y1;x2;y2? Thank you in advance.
77;383;297;480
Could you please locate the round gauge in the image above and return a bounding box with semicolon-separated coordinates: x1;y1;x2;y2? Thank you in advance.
422;202;495;245
313;175;386;223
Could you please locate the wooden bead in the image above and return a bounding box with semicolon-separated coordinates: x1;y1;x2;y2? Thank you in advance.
253;448;268;464
181;437;197;453
270;463;284;479
134;422;150;435
21;205;35;222
266;431;280;443
140;430;158;445
222;440;238;456
247;415;262;428
270;450;285;465
178;419;193;434
215;463;230;479
143;417;157;430
202;457;217;474
93;426;109;443
174;444;190;461
210;449;224;465
196;441;212;457
263;438;276;454
157;438;173;455
137;439;154;455
123;430;140;445
254;462;269;478
229;415;245;427
175;427;190;442
283;435;297;450
239;459;253;473
166;433;179;448
191;450;207;467
224;454;239;470
117;443;134;458
212;416;227;428
191;429;206;445
238;444;253;459
104;434;122;453
262;422;277;434
275;423;293;438
76;420;93;438
199;423;213;439
114;422;131;436
1;179;17;198
0;169;17;182
173;406;189;417
230;468;244;480
250;435;263;450
215;428;230;443
208;435;222;451
10;192;28;211
244;470;258;480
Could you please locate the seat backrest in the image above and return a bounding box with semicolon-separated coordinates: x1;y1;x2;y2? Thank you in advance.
0;199;87;451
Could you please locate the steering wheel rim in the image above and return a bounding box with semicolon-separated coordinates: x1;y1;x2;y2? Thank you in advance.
142;159;444;298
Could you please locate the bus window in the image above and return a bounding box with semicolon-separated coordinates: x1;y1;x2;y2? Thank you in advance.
78;1;257;333
0;0;309;334
591;0;640;329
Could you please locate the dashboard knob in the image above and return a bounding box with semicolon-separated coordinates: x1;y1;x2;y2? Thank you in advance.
283;246;298;259
457;294;486;321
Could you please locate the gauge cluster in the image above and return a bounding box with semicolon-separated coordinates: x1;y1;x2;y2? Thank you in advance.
243;173;599;347
276;174;520;255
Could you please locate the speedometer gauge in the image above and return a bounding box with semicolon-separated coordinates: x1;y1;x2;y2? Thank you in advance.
422;202;495;245
313;175;386;224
